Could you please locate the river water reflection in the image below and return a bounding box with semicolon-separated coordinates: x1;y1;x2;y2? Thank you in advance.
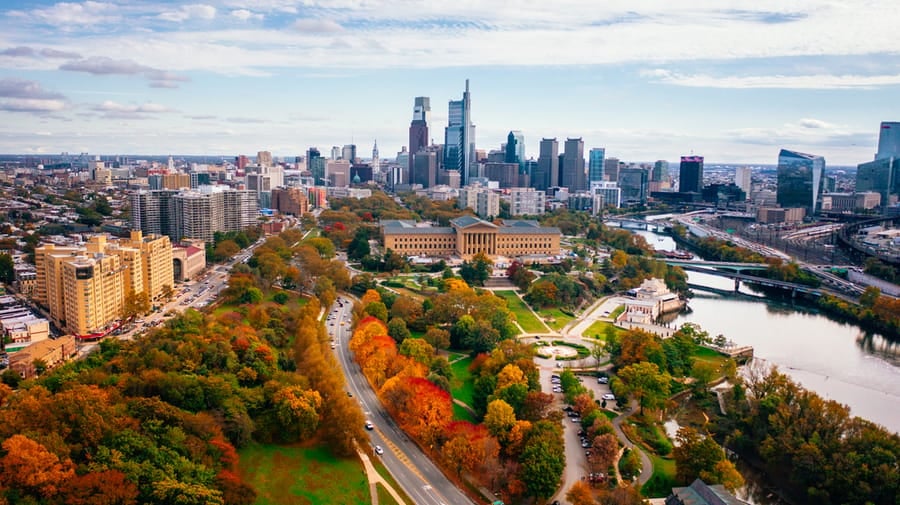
633;229;900;434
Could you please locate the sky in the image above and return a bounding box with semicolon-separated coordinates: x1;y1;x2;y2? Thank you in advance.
1;0;899;165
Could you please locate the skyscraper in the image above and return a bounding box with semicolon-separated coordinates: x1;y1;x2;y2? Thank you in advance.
562;138;586;191
652;160;669;183
856;158;899;208
588;148;606;184
371;140;380;173
307;147;325;186
777;149;825;215
444;80;475;186
734;166;752;197
679;156;704;193
534;138;559;190
876;122;900;160
506;131;525;166
619;168;649;205
409;97;430;174
604;157;620;182
342;144;357;163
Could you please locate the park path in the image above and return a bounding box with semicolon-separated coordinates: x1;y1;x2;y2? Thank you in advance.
358;448;407;505
610;407;654;486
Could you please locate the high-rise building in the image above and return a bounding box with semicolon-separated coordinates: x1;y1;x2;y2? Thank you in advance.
652;160;669;183
734;166;752;197
271;187;309;216
409;97;430;174
876;122;900;160
458;186;499;218
342;144;357;163
307;147;326;186
371;140;380;173
619;167;649;205
562;138;586;191
235;155;249;171
856;158;899;208
591;181;622;211
535;138;559;190
257;151;273;167
506;131;525;166
679;156;704;193
776;149;825;215
131;190;179;238
604;157;620;182
444;80;475;186
588;148;605;184
132;186;257;243
509;188;545;216
483;162;520;188
412;151;437;188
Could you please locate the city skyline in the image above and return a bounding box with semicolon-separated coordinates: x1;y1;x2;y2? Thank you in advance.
1;0;899;164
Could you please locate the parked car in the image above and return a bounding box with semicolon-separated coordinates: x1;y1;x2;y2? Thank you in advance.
602;393;615;400
597;376;609;384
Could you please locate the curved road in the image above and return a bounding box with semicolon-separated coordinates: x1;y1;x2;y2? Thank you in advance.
328;296;475;505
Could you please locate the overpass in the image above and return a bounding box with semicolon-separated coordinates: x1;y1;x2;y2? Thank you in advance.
605;218;667;232
676;263;859;303
661;259;771;272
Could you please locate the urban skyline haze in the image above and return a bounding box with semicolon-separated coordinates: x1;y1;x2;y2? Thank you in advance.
1;0;899;164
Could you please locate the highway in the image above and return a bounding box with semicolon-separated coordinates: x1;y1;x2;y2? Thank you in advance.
327;297;476;505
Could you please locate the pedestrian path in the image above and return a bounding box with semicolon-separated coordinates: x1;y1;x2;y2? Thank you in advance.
357;448;407;505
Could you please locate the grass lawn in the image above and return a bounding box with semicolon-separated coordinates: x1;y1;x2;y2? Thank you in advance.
377;484;400;505
601;409;618;421
450;357;475;408
493;291;549;333
239;443;369;505
692;346;728;370
582;320;624;341
642;454;678;498
452;402;476;422
535;306;574;331
372;461;414;505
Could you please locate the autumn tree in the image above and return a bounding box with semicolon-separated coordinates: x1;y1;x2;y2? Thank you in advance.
566;480;596;505
589;433;619;473
484;399;517;441
273;386;323;441
387;317;412;343
424;327;451;349
617;361;671;415
673;427;743;492
0;434;75;498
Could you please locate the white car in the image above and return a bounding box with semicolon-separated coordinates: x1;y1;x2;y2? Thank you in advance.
602;393;615;401
374;445;384;455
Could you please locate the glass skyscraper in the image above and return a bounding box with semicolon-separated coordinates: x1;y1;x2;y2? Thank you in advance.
619;167;649;205
589;148;605;184
776;149;825;215
506;130;525;166
444;80;475;186
408;96;430;174
678;156;704;193
876;122;900;160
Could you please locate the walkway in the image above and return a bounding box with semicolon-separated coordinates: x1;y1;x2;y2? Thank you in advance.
358;448;407;505
611;407;654;486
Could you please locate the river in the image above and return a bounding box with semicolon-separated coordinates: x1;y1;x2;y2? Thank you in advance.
633;229;900;434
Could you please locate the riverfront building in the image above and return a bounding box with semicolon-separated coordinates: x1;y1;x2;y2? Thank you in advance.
776;149;825;215
380;216;561;260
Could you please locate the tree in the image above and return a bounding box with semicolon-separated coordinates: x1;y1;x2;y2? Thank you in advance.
306;237;336;258
0;434;75;498
0;252;13;283
673;427;743;491
398;337;433;365
424;327;450;349
617;362;671;415
618;448;642;480
484;399;517;440
365;301;388;322
589;433;619;472
566;480;596;505
519;437;565;499
860;285;881;308
459;253;492;287
64;469;140;505
387;317;412;344
123;290;151;320
347;229;371;260
273;386;324;441
591;340;607;370
496;364;528;390
690;360;717;396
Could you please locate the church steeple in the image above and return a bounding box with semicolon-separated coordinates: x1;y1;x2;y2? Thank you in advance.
372;139;380;173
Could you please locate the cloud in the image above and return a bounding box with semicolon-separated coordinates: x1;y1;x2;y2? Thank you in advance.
293;18;344;34
0;78;67;113
727;120;869;149
231;9;263;21
60;57;189;88
91;100;176;118
41;48;82;59
158;4;217;23
186;114;218;120
0;46;36;57
798;118;833;129
28;1;120;26
642;69;900;89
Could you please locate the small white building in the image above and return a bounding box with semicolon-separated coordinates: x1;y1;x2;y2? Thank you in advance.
622;278;683;324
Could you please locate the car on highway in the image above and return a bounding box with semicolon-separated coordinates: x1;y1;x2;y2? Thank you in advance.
374;445;384;455
365;421;374;430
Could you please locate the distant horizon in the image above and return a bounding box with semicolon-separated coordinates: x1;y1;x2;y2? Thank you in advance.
1;1;898;164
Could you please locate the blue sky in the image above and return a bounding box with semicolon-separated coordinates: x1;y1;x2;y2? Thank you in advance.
1;0;898;165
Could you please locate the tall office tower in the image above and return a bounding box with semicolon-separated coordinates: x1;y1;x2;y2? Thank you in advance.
307;147;326;186
588;148;606;184
534;138;559;190
876;122;900;160
734;166;752;197
372;140;380;173
483;162;520;188
562;138;586;190
777;149;825;215
506;131;525;165
411;151;437;188
342;144;357;163
604;157;620;182
652;160;669;183
619;167;649;205
856;158;899;208
679;156;704;193
444;80;475;186
330;146;341;160
235;155;249;171
409;97;430;174
257;151;273;167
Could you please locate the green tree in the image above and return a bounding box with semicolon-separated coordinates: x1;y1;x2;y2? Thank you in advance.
387;317;412;344
617;361;671;415
860;286;881;308
398;337;434;366
484;399;517;440
347;229;371;260
519;437;565;499
123;290;151;320
0;252;14;284
673;427;744;491
364;301;388;322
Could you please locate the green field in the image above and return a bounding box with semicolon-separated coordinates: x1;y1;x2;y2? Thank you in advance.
582;320;624;341
535;306;574;331
373;461;413;505
450;357;475;409
239;443;369;505
642;454;678;498
493;291;549;333
692;346;728;369
377;484;400;505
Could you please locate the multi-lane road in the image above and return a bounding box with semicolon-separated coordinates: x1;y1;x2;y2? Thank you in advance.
327;297;476;505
